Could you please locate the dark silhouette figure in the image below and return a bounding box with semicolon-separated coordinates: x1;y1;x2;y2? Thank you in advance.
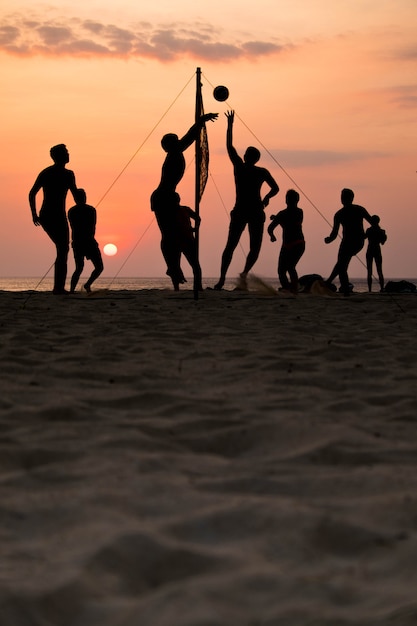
268;189;305;293
29;144;77;294
151;112;218;290
365;214;387;292
324;188;372;296
68;189;104;293
171;192;202;291
214;111;279;290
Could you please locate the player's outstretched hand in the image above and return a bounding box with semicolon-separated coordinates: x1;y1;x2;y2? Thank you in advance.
204;113;218;123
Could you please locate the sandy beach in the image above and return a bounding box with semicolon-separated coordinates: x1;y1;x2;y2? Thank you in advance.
1;284;417;625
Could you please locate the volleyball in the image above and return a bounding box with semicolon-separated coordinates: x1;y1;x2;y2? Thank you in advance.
213;85;229;102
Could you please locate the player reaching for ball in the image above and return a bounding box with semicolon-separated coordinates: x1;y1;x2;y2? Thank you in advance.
214;110;279;290
151;112;218;290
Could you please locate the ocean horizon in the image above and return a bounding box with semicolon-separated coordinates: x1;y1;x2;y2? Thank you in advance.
0;276;415;293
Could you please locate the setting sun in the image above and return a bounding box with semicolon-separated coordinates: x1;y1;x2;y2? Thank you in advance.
103;243;118;257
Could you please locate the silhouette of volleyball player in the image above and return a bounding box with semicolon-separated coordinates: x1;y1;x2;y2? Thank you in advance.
68;188;104;293
214;111;279;290
29;144;77;294
171;192;202;291
268;189;305;293
324;188;372;296
365;214;387;292
151;112;218;290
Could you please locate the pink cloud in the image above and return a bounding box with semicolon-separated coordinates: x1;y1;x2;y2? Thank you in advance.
0;13;287;61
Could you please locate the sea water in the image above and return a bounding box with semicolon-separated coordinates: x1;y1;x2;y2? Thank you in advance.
1;276;412;293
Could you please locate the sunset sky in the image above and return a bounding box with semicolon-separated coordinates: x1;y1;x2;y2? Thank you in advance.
1;0;416;281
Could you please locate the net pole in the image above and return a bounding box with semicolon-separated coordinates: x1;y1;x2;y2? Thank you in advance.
194;67;202;300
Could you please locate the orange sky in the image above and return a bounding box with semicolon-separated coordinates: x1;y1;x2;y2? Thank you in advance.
1;0;416;280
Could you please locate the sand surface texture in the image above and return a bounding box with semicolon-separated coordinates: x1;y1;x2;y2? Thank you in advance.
1;285;417;625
